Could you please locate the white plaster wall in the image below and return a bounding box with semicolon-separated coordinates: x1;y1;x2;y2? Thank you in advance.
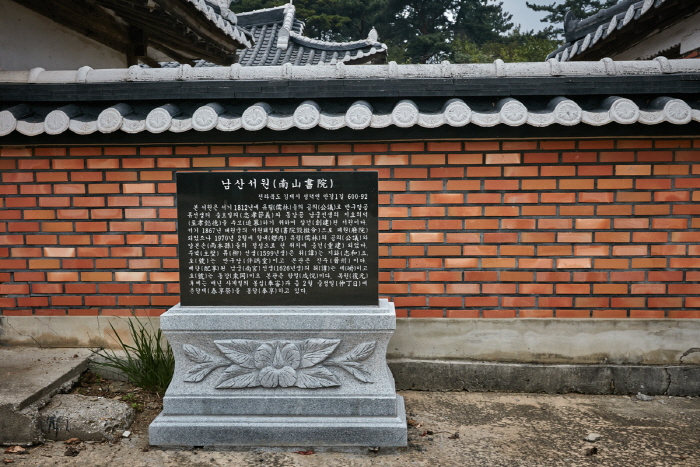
611;12;700;61
0;0;126;71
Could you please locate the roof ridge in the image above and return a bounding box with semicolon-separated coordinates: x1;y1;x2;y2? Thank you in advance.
3;58;699;84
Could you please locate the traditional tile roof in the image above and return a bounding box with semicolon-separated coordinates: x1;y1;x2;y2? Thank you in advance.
1;58;698;137
547;0;700;62
15;0;253;66
235;3;387;66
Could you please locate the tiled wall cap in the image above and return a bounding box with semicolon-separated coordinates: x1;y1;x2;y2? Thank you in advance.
3;96;700;137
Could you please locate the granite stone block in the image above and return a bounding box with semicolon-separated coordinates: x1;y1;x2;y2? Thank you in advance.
149;299;407;448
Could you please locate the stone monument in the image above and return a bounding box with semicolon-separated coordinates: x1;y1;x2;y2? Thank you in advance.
149;171;407;448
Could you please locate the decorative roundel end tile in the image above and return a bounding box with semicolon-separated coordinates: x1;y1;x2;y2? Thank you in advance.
44;110;70;135
500;100;528;126
145;108;174;133
242;105;269;131
293;102;321;130
391;100;419;128
192;106;220;131
345;103;372;130
610;98;640;124
554;100;582;126
444;99;471;127
97;108;123;133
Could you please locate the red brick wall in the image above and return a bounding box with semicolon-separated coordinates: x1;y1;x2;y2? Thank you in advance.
1;138;699;319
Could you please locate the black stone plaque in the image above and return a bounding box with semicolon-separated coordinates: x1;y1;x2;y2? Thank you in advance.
176;171;378;307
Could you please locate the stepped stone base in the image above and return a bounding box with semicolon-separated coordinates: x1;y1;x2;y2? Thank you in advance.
149;299;407;448
150;396;406;448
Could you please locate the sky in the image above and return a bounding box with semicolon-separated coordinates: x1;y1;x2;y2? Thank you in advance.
498;0;565;32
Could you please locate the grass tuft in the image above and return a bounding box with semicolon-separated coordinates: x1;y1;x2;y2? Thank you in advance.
94;316;174;394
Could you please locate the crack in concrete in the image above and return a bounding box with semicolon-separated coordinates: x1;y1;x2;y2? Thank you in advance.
663;367;672;395
37;317;61;338
5;320;43;348
680;347;700;364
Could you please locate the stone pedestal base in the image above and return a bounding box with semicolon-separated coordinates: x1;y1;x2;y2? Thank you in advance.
149;299;407;448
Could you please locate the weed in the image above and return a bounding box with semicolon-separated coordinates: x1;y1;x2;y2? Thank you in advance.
122;393;137;401
94;316;175;394
131;402;144;412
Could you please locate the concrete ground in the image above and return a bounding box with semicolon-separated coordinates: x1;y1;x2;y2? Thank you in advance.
4;391;699;467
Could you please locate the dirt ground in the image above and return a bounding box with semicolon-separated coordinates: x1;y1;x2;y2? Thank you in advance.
3;373;699;467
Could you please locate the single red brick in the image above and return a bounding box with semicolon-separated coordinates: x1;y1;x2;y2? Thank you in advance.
243;145;281;154
75;222;107;232
32;284;63;294
446;207;481;218
467;166;501;177
482;258;516;268
652;245;686;256
519;258;553;269
447;154;483;165
467;193;501;204
521;310;555;318
445;310;480;318
611;297;645;308
463;271;498;282
558;232;593;243
412;207;445;217
209;145;243;155
502;219;536;230
375;154;409;165
541;192;576;204
428;297;463;308
648;271;690;282
484;180;519;191
630;258;667;268
483;310;516;318
630;284;666;295
538;219;573;229
484;206;519;217
502;297;536;307
462;245;498;256
465;296;498;307
592;310;627;318
576;218;610;230
96;258;127;269
636;179;671;190
431;167;465;178
523;153;558;163
612;245;647;256
445;232;480;243
25;235;58;245
557;258;592;269
503;166;536;177
648;297;683;308
521;232;556;243
500;271;534;282
520;283;553;294
594;232;630;243
631;232;667;243
444;258;479;268
486;154;521;165
594;258;629;269
541;166;576;177
412;154;446;165
15;159;45;170
483;233;517;243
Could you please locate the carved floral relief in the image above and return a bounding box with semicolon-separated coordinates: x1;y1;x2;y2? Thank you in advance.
182;338;377;389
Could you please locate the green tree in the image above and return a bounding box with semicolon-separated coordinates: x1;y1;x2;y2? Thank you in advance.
380;0;512;63
453;28;559;63
525;0;620;36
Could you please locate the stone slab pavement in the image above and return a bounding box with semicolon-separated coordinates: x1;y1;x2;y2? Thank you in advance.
4;391;699;467
0;347;92;445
